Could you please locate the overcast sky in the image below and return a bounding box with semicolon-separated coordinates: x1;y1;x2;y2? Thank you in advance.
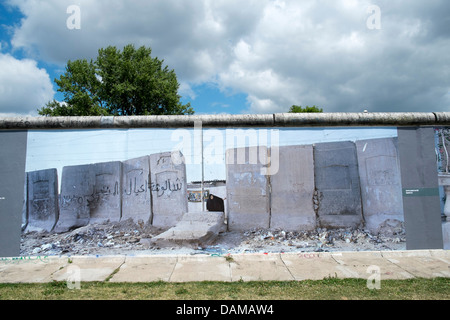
0;0;449;116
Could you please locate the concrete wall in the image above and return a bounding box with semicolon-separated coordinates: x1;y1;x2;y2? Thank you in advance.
356;138;404;234
122;156;151;223
89;161;122;224
226;146;270;231
34;152;188;232
270;145;316;231
26;168;59;232
55;164;94;232
225;140;409;234
314;141;363;228
149;151;188;227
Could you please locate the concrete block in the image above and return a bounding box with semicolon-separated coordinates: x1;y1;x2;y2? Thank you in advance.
314;141;363;228
89;161;122;224
55;164;94;233
121;156;151;223
356;138;404;234
270;145;316;231
151;211;225;248
226;146;270;231
149;151;188;227
25;169;59;232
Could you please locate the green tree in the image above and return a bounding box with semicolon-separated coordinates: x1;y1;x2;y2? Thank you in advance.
38;44;193;116
288;105;323;113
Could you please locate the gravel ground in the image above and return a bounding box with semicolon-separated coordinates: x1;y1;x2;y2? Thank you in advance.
20;218;406;256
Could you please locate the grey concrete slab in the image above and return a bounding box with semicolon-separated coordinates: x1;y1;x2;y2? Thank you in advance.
0;250;448;284
109;255;177;282
169;255;231;282
51;255;126;282
229;253;294;281
226;146;270;231
281;252;341;280
0;256;69;283
328;251;414;280
149;151;188;228
151;211;226;248
355;138;404;234
25;169;59;232
270;145;316;231
89;161;122;224
313;141;363;228
381;250;450;278
121;156;151;224
55;164;94;233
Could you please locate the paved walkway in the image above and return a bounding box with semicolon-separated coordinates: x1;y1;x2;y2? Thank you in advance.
0;250;449;283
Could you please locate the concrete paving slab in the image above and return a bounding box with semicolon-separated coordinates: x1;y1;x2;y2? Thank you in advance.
51;255;125;282
280;252;340;280
326;251;414;280
270;145;316;231
0;256;69;283
109;255;177;282
55;164;94;232
229;253;294;281
226;146;270;231
0;250;448;284
169;254;231;282
381;250;450;278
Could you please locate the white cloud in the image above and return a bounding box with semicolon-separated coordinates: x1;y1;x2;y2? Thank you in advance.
5;0;450;114
0;53;54;115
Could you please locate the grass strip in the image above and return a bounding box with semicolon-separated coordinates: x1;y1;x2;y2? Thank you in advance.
0;277;448;300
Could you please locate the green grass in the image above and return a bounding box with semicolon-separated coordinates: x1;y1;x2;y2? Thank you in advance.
0;278;448;300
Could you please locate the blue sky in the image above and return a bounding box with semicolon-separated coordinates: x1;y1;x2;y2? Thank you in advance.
1;0;449;116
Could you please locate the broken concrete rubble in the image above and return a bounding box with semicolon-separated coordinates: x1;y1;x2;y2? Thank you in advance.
20;220;406;257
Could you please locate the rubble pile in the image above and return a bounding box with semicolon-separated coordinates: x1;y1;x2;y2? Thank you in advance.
21;219;166;256
227;226;406;253
20;220;406;256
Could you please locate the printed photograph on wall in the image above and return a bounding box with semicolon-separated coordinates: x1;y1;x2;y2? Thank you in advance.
21;125;445;256
436;127;450;224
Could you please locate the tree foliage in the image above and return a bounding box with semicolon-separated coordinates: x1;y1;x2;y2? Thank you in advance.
288;105;323;113
38;44;193;116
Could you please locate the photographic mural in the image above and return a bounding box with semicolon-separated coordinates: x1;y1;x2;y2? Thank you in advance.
20;126;449;247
